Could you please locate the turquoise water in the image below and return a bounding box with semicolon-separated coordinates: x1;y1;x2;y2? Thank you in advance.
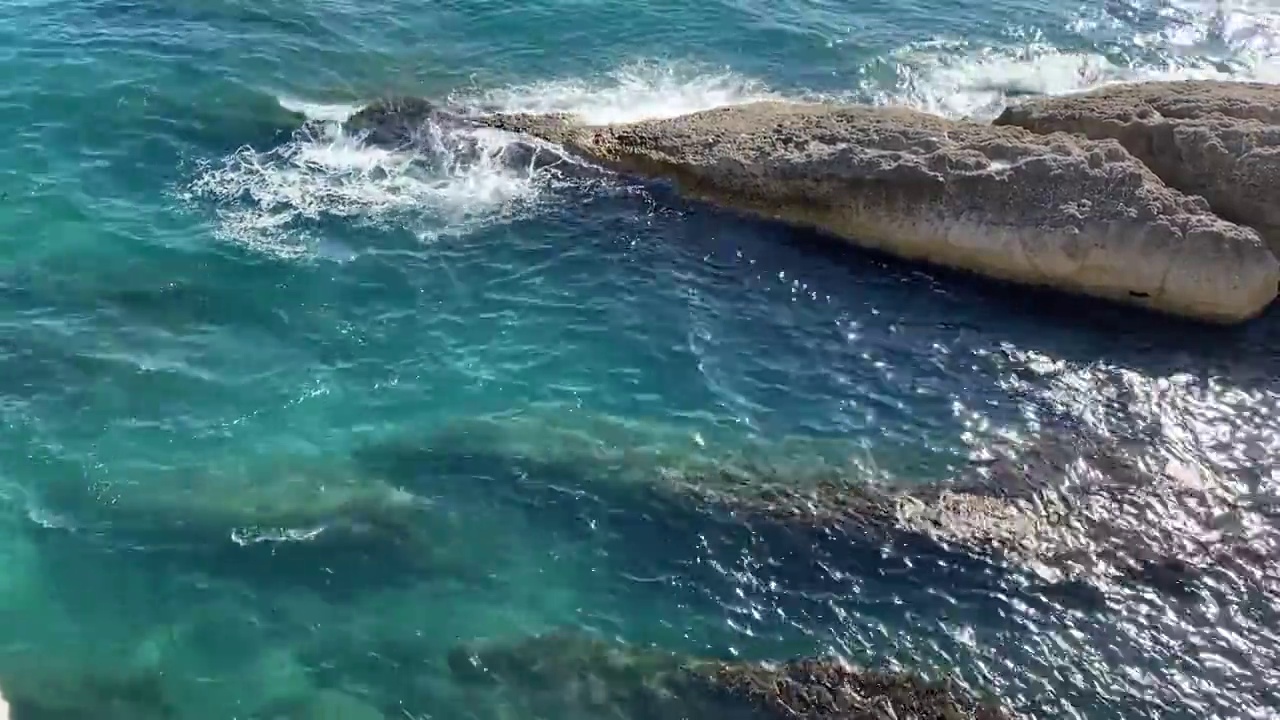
1;0;1279;717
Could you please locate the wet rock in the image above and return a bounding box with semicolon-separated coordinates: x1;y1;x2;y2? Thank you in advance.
344;97;592;177
447;630;1017;720
345;96;485;146
477;101;1278;323
994;80;1280;258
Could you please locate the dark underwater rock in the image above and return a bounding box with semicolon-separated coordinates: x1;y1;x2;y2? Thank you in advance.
447;630;1017;720
0;666;175;720
377;410;1278;598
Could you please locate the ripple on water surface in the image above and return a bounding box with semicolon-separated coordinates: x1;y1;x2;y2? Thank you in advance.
1;0;1279;718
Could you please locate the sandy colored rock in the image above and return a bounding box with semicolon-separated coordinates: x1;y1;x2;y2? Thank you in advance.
480;101;1278;323
994;80;1280;258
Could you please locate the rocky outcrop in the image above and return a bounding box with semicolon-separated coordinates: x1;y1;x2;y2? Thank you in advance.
448;630;1017;720
476;102;1278;323
993;80;1280;258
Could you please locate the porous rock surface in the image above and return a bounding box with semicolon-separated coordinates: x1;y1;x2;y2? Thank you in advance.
480;101;1279;323
994;80;1280;258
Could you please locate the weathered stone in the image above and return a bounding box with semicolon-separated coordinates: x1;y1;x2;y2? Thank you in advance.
448;630;1017;720
476;101;1278;323
994;80;1280;258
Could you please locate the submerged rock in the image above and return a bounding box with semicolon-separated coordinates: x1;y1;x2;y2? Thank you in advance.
476;101;1278;323
994;80;1280;258
256;688;386;720
665;444;1277;595
0;665;175;720
447;630;1016;720
27;457;503;593
381;410;1278;598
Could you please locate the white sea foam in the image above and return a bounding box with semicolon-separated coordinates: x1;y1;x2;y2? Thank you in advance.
182;63;777;257
275;95;363;123
869;0;1280;119
869;43;1278;120
457;60;779;124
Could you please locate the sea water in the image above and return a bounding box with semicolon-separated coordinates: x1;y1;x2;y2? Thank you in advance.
0;0;1278;717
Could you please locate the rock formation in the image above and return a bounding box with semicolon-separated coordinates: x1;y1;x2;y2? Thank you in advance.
994;80;1280;258
447;629;1017;720
472;101;1278;323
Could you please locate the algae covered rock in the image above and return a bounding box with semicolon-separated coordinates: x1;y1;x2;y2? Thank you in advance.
994;80;1280;258
447;630;1017;719
477;101;1278;323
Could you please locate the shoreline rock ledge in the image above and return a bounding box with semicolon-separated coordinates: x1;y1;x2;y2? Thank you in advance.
479;101;1279;323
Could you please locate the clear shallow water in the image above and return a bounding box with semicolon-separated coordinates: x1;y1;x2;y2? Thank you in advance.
0;0;1279;717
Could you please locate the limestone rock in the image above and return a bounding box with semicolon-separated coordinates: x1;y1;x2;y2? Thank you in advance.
993;80;1280;258
480;101;1278;323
